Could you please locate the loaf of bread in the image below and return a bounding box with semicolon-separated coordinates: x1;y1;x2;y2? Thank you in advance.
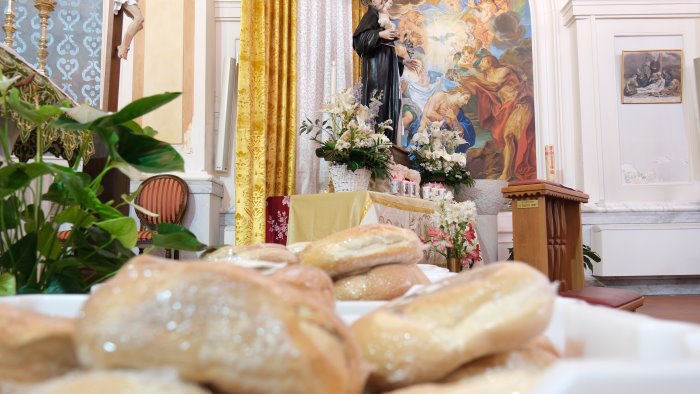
300;224;424;278
3;370;210;394
204;243;299;265
0;305;78;382
441;342;558;383
76;255;366;394
386;343;557;394
268;264;335;309
351;262;554;391
333;263;430;301
382;369;546;394
286;242;311;256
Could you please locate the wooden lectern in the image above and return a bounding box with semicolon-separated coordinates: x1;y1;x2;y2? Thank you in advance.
502;180;589;292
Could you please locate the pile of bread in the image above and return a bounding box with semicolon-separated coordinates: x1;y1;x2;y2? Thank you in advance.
207;224;431;301
0;224;558;394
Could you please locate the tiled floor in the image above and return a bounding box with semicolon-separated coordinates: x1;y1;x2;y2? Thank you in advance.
636;295;700;325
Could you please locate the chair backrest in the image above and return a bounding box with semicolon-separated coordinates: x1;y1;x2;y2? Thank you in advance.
134;175;190;230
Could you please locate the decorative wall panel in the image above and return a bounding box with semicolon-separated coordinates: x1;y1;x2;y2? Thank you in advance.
3;0;103;105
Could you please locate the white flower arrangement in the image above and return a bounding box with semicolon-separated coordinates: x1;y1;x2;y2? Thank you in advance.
300;85;393;179
425;194;482;270
408;121;473;190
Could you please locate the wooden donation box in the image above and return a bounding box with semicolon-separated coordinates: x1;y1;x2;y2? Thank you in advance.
502;181;589;292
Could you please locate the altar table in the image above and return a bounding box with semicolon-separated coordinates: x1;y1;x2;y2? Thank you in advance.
266;191;438;244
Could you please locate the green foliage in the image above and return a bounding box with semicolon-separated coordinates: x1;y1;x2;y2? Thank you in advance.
0;77;205;295
582;244;602;272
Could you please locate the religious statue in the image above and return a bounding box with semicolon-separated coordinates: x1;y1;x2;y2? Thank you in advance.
353;0;417;144
113;0;144;60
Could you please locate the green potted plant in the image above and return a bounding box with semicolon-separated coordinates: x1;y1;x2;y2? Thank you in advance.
0;71;205;296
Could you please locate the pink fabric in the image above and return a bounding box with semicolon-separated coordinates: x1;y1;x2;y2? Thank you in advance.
266;196;290;245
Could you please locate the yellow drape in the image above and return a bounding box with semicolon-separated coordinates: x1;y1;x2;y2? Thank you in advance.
235;0;297;245
352;0;366;83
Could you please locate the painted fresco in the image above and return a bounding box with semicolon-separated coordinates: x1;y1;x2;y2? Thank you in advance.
392;0;536;181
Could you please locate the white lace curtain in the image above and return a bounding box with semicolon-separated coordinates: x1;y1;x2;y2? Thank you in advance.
296;0;354;194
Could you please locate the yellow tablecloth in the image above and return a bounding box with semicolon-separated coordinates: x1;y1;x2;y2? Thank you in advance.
287;191;437;244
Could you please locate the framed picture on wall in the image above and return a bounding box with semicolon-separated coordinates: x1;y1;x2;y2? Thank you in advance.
621;50;683;104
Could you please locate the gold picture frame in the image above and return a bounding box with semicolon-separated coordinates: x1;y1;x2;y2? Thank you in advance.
621;49;683;104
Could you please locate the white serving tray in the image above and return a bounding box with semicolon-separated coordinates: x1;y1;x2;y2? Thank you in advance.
2;290;700;393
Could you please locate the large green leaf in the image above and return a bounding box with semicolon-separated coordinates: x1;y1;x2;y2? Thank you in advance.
21;204;45;234
0;196;19;229
0;233;37;285
6;89;62;125
0;273;16;296
52;92;181;131
86;191;124;220
95;217;137;249
116;127;184;173
17;283;41;294
100;92;181;126
0;163;53;198
38;224;61;261
152;223;206;252
54;206;96;228
51;115;93;131
45;273;84;294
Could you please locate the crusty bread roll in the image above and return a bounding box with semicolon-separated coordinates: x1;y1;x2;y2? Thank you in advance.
286;242;311;256
300;224;424;278
204;243;299;265
0;305;78;382
441;343;558;383
75;255;366;394
333;263;430;301
386;344;557;394
382;369;545;394
268;264;335;309
351;262;554;391
3;370;209;394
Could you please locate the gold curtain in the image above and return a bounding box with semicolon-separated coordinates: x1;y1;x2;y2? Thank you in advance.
352;0;366;83
235;0;297;245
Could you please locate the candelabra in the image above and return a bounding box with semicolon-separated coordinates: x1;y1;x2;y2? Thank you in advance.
34;0;56;75
3;0;15;47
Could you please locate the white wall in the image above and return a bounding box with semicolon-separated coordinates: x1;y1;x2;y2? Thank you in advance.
495;0;700;280
213;0;242;244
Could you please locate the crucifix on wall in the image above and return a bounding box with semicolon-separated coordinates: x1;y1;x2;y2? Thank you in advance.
113;0;145;60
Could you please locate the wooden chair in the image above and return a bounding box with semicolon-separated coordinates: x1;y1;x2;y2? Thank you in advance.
135;175;190;259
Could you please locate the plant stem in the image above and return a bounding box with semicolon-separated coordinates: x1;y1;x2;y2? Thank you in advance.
0;202;16;274
34;124;44;270
71;134;88;171
88;159;113;190
1;106;12;165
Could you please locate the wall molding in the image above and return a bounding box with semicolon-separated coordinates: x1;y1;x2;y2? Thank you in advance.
562;0;700;26
215;0;242;21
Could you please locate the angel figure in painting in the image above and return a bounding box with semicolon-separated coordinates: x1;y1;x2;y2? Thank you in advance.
114;0;144;60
